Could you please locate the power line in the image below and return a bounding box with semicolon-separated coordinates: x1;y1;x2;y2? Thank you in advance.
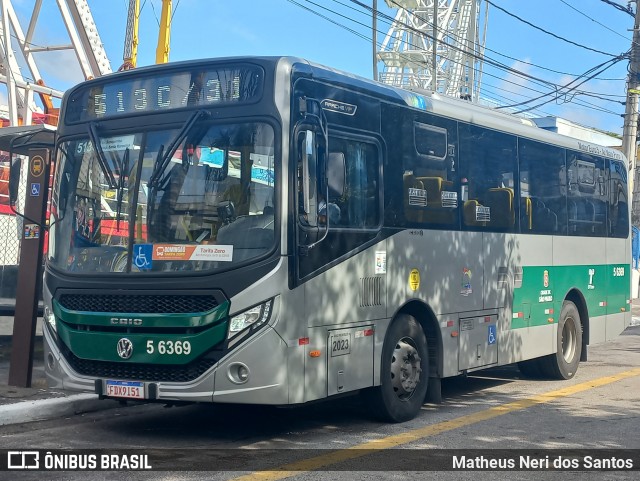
599;0;635;17
511;58;627;114
496;55;626;110
486;0;620;57
347;0;557;90
363;0;624;80
360;0;628;100
285;0;626;120
559;0;633;44
379;0;628;96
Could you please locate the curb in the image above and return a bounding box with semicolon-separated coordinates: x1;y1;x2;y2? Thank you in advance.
0;394;121;426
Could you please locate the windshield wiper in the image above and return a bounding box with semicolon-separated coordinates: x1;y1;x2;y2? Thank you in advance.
148;110;209;188
88;122;118;189
116;147;130;230
146;144;164;231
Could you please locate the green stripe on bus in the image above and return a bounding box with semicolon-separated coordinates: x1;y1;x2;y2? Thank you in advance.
511;263;629;329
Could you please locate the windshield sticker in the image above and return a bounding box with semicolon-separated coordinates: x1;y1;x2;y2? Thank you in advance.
133;244;153;270
152;244;234;262
100;135;137;152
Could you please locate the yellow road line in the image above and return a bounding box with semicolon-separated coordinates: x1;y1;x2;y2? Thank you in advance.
230;368;640;481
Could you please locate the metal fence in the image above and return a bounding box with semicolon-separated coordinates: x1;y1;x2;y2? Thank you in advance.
0;157;28;311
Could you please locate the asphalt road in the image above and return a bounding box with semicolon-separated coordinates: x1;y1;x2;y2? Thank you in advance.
0;324;639;481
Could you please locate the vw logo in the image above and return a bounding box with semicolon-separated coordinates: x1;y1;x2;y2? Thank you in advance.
116;338;134;359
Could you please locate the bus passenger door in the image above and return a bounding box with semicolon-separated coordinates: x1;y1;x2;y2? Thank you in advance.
297;132;383;400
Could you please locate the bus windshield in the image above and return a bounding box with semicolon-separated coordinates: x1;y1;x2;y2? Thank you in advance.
48;121;276;274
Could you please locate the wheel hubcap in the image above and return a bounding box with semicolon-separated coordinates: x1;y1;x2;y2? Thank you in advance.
390;338;422;399
562;317;577;363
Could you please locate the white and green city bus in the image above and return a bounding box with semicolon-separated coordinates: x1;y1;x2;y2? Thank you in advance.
41;56;630;422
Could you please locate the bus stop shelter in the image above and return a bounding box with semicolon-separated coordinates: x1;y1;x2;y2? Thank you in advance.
0;124;56;387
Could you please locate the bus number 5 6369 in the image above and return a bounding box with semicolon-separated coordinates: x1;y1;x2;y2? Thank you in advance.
146;340;191;355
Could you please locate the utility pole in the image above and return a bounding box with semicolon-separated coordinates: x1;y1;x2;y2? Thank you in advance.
373;0;378;81
624;0;640;224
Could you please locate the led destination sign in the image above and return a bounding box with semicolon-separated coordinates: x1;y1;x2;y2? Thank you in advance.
65;65;264;123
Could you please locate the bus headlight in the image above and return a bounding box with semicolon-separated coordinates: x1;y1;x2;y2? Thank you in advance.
227;300;273;340
44;305;57;333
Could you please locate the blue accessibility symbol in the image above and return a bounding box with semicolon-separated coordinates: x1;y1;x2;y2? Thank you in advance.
133;244;152;270
488;325;497;345
30;183;41;196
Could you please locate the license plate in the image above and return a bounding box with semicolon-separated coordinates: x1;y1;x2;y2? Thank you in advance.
330;332;351;357
105;380;145;400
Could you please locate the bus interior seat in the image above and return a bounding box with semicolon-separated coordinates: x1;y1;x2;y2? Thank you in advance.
216;214;274;260
417;175;456;224
484;187;514;230
463;199;485;226
418;176;453;205
403;173;426;223
222;183;250;215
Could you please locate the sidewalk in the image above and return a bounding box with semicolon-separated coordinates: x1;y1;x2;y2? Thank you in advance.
1;304;640;428
0;316;118;426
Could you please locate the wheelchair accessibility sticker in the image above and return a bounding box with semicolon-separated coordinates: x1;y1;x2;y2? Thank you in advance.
133;244;153;270
488;325;497;345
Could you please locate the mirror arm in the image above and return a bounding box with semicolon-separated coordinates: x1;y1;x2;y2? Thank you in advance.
299;183;330;256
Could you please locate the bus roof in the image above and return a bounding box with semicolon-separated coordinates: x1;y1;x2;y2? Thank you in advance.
62;55;626;164
288;57;626;163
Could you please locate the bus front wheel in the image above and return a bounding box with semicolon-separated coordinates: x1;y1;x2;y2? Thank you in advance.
542;300;582;380
364;314;429;422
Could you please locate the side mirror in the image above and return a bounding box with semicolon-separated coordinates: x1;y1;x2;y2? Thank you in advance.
302;130;318;227
9;156;21;206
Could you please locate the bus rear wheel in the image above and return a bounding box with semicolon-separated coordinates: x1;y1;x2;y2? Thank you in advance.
541;300;582;380
364;314;429;422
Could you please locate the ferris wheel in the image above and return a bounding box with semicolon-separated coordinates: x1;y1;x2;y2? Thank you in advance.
378;0;488;101
0;0;111;127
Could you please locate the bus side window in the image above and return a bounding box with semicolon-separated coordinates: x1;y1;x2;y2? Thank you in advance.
327;137;379;229
519;139;566;235
609;160;629;238
459;124;516;232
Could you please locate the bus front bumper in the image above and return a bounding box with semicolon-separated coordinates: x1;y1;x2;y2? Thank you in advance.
43;323;290;405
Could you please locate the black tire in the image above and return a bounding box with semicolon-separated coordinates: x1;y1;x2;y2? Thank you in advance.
364;314;429;422
540;300;583;379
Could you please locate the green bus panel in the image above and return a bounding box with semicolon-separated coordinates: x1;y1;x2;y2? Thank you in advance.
511;264;629;329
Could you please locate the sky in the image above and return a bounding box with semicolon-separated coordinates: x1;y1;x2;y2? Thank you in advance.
2;0;635;136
